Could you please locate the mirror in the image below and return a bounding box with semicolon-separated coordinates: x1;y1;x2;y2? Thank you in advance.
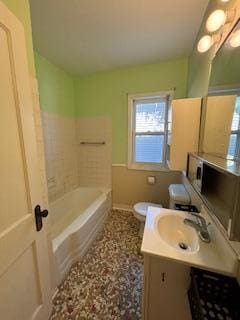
200;20;240;161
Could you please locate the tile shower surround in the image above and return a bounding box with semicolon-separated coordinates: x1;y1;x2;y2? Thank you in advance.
77;117;112;188
42;112;112;202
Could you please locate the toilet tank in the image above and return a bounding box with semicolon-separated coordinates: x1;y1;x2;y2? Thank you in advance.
168;184;190;209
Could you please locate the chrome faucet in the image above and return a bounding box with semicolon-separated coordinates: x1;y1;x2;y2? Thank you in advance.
184;212;211;243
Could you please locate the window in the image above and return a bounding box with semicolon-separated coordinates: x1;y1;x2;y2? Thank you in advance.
228;96;240;158
128;92;171;170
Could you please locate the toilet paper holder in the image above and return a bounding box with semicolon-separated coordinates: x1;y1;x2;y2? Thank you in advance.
147;176;156;185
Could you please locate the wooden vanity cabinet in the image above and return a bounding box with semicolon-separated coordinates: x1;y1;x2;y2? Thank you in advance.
142;255;192;320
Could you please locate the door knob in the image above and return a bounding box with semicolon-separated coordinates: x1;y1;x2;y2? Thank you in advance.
35;205;48;232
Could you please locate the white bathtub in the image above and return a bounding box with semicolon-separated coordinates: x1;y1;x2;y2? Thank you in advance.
49;187;111;285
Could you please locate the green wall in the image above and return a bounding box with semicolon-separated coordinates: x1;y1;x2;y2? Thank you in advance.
1;0;35;76
75;57;188;164
35;52;76;116
1;1;75;116
187;0;236;97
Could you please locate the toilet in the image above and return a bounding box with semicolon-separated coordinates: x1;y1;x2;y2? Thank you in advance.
133;184;190;236
133;202;162;236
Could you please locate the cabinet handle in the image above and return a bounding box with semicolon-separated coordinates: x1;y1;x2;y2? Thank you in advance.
162;272;166;282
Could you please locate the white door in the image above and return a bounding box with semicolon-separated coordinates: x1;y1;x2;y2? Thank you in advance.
0;2;52;320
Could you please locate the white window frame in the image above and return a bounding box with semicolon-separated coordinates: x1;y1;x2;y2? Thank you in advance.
128;91;173;171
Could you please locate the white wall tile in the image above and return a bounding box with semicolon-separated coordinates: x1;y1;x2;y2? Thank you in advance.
41;113;112;202
42;112;79;202
76;116;112;188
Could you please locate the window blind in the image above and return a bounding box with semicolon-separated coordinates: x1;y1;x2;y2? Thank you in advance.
133;98;167;164
228;97;240;157
231;97;240;131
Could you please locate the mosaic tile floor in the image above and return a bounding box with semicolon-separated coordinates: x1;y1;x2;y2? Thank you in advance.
50;209;143;320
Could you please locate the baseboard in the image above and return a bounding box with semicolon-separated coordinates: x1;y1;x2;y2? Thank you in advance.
51;287;59;300
113;203;134;212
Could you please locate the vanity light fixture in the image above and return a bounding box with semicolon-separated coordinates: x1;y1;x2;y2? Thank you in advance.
197;34;221;53
206;9;235;32
221;0;230;2
198;7;236;53
197;35;214;53
229;29;240;47
206;9;226;32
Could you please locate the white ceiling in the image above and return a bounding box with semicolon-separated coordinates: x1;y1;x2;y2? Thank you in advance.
30;0;209;75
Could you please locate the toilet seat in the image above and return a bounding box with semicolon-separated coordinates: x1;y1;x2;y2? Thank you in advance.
133;202;162;222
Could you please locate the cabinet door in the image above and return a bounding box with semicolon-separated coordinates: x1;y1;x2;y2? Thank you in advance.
143;256;191;320
202;95;236;155
0;2;52;319
169;98;201;171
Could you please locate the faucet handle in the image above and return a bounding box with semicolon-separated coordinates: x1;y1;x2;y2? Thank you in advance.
187;212;200;219
187;212;207;226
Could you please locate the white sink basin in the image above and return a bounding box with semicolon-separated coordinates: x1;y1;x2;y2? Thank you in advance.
142;207;238;276
155;213;199;254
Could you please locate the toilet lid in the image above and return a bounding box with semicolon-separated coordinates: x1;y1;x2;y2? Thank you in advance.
134;202;162;217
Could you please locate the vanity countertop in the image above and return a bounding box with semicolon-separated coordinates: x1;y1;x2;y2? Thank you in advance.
141;206;239;277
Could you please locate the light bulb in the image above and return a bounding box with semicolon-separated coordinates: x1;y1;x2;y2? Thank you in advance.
221;0;229;2
229;29;240;48
206;9;226;32
197;35;214;53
